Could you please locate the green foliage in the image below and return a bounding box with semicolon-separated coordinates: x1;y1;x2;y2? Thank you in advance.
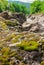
0;0;44;14
0;0;8;12
0;0;29;14
9;2;29;14
9;2;15;12
40;1;44;13
17;40;40;51
30;0;44;14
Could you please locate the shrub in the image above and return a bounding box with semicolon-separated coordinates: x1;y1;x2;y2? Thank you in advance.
30;0;44;14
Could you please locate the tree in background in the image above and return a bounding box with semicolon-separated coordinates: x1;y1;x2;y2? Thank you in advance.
0;0;30;14
12;3;22;12
30;0;43;14
9;2;29;14
0;0;8;12
8;2;15;12
21;5;29;14
40;1;44;13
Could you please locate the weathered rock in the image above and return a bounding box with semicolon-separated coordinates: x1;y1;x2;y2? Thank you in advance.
22;13;44;32
12;12;26;24
0;11;26;24
0;11;12;19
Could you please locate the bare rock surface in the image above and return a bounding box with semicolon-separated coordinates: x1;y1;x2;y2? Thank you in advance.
0;11;44;33
22;13;44;33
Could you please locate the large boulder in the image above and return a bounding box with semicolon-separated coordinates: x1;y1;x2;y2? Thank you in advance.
0;11;26;24
0;11;12;19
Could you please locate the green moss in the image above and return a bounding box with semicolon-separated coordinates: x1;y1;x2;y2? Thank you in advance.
41;61;44;65
11;38;19;44
11;35;22;43
2;47;10;55
17;40;40;51
0;21;8;30
0;47;10;63
5;20;18;26
6;33;16;41
0;62;10;65
10;51;18;57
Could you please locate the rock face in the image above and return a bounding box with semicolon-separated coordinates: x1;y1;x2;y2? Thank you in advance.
0;11;44;33
22;13;44;33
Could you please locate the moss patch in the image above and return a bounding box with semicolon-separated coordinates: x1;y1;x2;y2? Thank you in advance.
17;40;40;51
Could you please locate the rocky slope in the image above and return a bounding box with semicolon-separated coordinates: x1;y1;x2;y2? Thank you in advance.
0;11;44;33
0;11;44;65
